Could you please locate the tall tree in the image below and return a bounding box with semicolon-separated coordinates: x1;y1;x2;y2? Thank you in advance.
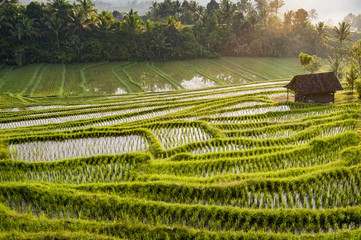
293;9;308;26
315;22;328;41
76;0;96;18
206;0;219;15
216;0;236;30
69;8;90;35
122;9;143;57
308;9;318;23
11;18;39;41
333;21;352;48
269;0;284;16
50;0;72;19
238;0;252;14
346;65;358;93
93;11;114;55
45;16;64;50
151;32;170;58
255;0;269;26
348;40;361;75
122;9;142;38
0;0;19;32
283;10;294;31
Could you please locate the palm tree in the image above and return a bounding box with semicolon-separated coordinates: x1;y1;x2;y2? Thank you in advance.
313;21;329;55
238;0;252;14
69;8;90;35
46;15;64;49
316;22;328;40
255;0;269;26
122;9;143;57
270;0;285;16
151;32;171;58
50;0;72;19
96;11;115;44
76;0;96;18
308;9;318;23
333;21;352;47
293;8;308;26
216;0;236;30
11;18;39;41
283;10;293;31
122;9;142;37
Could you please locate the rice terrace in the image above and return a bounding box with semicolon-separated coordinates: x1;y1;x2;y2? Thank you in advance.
0;56;360;239
1;0;361;239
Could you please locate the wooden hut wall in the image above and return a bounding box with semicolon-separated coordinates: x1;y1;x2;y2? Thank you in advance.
295;93;334;103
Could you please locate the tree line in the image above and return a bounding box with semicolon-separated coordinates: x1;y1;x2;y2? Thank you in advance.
0;0;356;66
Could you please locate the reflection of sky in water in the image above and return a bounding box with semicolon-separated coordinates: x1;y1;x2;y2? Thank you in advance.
217;74;247;84
145;84;174;92
181;77;216;89
114;88;127;95
217;74;232;81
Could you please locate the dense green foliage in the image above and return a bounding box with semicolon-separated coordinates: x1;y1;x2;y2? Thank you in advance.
0;0;343;65
0;78;360;238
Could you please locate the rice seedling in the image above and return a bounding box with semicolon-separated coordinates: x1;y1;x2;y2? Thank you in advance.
10;135;149;162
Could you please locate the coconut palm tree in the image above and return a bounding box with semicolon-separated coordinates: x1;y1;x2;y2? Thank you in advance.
270;0;285;16
316;22;328;40
216;0;236;30
69;8;90;35
50;0;72;19
308;9;318;23
96;11;115;44
255;0;269;26
11;18;39;41
122;9;143;58
151;32;171;58
76;0;97;18
333;21;352;47
122;9;142;38
46;15;64;49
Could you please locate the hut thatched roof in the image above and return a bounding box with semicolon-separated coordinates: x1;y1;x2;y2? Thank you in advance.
284;72;343;95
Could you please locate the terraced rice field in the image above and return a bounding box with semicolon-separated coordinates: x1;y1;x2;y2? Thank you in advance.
0;75;360;239
0;58;305;97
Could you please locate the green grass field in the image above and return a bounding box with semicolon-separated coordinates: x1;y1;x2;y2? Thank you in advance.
0;58;307;97
0;58;360;239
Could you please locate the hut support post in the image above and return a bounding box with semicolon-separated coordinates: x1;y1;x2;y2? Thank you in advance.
287;89;289;101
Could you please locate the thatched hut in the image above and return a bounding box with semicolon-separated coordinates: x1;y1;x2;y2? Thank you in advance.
284;72;343;103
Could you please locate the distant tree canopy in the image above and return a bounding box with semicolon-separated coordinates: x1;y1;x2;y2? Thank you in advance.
0;0;352;65
344;13;361;31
